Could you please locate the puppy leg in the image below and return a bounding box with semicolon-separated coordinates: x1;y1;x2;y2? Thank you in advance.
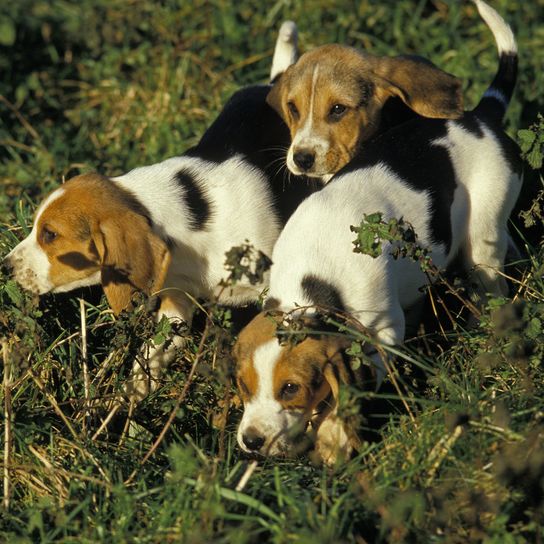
314;414;352;465
125;290;194;402
270;21;298;83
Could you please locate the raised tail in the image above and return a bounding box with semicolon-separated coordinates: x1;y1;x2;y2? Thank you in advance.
269;21;298;84
473;0;518;119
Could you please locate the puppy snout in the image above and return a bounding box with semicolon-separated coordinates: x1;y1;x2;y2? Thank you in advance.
242;427;266;452
293;149;315;171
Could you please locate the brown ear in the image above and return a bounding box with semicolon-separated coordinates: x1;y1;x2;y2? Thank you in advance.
370;55;463;119
92;213;171;315
266;69;289;120
322;338;352;404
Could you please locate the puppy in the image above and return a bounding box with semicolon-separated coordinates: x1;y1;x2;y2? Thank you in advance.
234;1;522;463
3;22;322;402
267;2;514;180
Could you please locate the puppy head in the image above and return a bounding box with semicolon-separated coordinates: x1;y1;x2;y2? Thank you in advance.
267;44;463;178
4;173;171;314
234;311;357;458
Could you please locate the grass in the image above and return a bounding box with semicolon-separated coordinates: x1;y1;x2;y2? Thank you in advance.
1;0;544;542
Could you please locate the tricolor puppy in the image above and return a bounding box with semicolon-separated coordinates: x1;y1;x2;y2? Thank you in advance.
3;22;321;402
235;1;522;463
267;35;463;180
267;1;515;181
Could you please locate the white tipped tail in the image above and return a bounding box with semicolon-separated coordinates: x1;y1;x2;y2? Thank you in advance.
473;0;518;117
473;0;517;55
270;21;298;83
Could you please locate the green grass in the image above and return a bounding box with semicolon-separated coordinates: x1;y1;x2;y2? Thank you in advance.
1;1;544;542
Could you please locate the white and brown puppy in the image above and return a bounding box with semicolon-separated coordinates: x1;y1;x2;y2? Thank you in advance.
235;1;522;464
3;22;321;402
267;1;507;180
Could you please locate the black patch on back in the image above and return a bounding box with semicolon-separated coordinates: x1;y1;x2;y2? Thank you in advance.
301;274;345;311
339;116;457;251
175;169;212;230
185;85;323;225
456;116;485;138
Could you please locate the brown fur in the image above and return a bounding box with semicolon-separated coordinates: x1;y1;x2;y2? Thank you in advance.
267;44;463;176
234;311;377;462
36;173;171;314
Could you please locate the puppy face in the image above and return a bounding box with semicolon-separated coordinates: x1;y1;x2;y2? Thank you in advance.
4;173;170;314
267;44;463;179
234;312;347;457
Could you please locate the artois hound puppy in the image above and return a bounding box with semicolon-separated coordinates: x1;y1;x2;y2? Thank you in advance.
3;22;321;402
235;1;522;464
267;1;509;181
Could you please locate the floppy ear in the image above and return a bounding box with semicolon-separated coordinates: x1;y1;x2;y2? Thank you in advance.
266;69;290;120
322;337;378;405
92;213;171;315
370;55;463;119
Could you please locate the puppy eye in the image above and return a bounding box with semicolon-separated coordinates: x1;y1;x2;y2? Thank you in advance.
287;101;299;118
42;227;58;244
329;104;347;119
280;382;300;400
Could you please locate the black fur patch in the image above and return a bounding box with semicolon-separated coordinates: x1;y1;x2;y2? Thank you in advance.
456;116;485;138
175;169;212;231
339;116;457;251
185;85;323;224
301;274;345;311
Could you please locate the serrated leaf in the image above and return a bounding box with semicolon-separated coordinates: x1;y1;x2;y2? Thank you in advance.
4;280;23;306
517;129;536;151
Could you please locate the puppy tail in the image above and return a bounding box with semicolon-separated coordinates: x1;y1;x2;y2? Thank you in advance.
473;0;518;119
270;21;298;84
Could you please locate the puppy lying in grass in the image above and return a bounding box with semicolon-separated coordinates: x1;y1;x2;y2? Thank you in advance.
234;0;521;464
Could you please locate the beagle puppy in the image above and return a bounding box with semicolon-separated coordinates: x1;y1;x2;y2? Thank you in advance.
3;22;321;402
267;3;518;180
235;0;522;463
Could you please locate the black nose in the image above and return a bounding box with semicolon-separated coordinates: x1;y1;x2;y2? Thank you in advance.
242;429;265;452
293;150;315;171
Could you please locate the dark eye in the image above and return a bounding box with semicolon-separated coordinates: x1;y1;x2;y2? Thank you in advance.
287;101;299;118
280;382;300;400
42;227;58;244
329;104;347;119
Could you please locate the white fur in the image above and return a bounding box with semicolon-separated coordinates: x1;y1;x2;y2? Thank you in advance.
5;188;67;294
269;166;446;342
287;65;332;177
473;0;516;55
113;155;281;307
237;340;305;456
270;21;298;83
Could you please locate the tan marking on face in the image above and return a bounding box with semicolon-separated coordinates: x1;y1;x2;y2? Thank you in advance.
33;174;126;291
235;313;344;416
267;44;463;178
9;173;170;314
234;312;280;401
272;338;332;412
